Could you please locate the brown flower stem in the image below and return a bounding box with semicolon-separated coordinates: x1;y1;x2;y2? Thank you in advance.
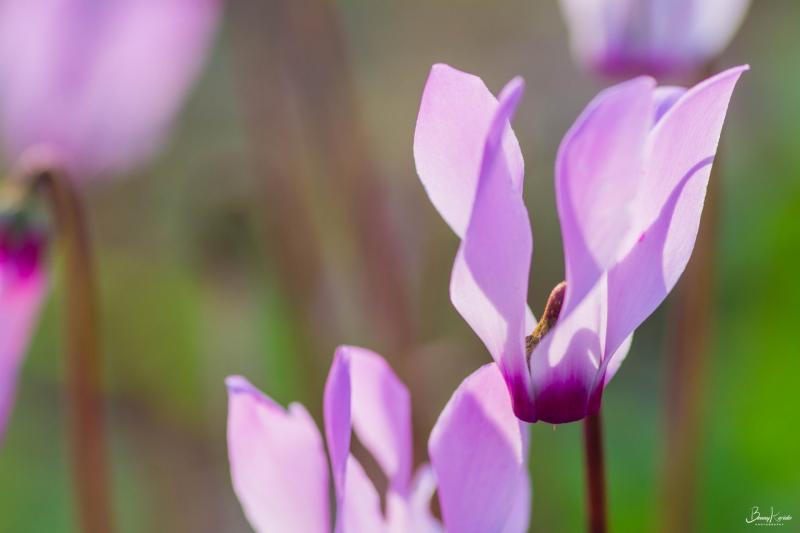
583;412;608;533
36;169;114;533
661;145;721;533
228;0;334;404
280;0;415;351
230;0;325;315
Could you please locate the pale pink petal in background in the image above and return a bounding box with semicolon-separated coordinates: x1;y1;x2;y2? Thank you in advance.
0;268;46;442
559;0;750;76
0;0;220;181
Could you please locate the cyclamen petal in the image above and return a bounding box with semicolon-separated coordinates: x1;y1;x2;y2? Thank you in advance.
324;345;413;509
502;463;533;533
605;66;748;355
555;76;653;313
339;456;386;533
0;225;47;442
429;363;531;533
228;349;531;532
0;0;219;181
414;64;524;238
449;77;534;420
528;275;607;423
600;334;634;390
385;465;442;533
417;64;745;424
226;376;331;533
0;267;46;441
652;87;687;124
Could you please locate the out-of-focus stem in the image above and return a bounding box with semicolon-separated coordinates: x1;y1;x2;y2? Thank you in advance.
661;146;721;533
229;0;331;400
231;0;324;314
280;0;414;351
583;412;608;533
36;169;114;533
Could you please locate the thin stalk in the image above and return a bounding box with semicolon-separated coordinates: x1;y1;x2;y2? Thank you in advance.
228;0;330;403
37;169;114;533
661;148;721;532
280;0;415;352
583;412;608;533
231;0;325;314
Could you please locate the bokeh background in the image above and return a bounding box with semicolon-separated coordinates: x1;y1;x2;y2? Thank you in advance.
1;0;798;531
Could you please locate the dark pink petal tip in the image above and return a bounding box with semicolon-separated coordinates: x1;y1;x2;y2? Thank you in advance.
531;377;593;424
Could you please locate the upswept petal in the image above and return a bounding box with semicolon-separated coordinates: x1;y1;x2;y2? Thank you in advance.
529;275;608;423
338;456;386;533
450;77;534;420
387;465;442;533
605;65;747;355
226;376;330;533
501;461;532;533
600;333;634;389
634;66;748;238
429;363;530;533
323;346;352;500
324;345;413;503
652;86;687;124
0;269;47;441
555;76;653;314
414;63;524;238
348;346;413;492
0;0;220;180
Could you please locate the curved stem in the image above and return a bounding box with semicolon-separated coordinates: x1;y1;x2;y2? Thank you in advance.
37;170;114;533
583;412;608;533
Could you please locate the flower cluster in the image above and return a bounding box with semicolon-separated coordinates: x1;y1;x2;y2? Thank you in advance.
228;347;530;533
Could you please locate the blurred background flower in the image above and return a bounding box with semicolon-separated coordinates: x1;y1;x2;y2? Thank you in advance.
0;217;47;441
0;1;797;531
0;0;220;531
0;0;220;182
559;0;750;77
0;0;221;427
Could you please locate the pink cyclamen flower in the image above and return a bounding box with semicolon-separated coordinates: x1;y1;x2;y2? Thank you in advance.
0;0;220;181
227;345;530;532
559;0;751;77
0;0;218;442
0;219;47;441
414;63;746;423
